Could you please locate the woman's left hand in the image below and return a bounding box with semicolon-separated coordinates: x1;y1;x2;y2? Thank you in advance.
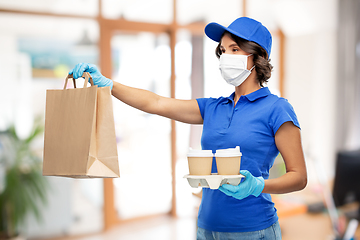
218;170;265;200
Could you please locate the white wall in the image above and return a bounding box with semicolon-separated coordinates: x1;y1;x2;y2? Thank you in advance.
23;178;73;239
278;0;338;180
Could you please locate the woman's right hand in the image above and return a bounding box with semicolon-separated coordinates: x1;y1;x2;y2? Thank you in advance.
69;63;113;89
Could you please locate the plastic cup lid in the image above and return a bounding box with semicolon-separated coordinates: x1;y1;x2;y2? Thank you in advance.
215;146;242;157
187;149;214;157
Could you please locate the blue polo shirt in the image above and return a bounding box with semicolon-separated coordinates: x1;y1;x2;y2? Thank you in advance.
196;87;300;232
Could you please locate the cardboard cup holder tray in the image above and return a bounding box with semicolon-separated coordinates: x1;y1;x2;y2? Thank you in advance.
184;173;244;189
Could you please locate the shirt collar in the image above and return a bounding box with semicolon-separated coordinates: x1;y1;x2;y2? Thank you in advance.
227;87;271;102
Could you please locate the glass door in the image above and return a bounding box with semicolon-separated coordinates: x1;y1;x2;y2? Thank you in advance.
111;32;172;220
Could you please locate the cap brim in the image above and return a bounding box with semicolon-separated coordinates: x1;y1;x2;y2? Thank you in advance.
205;22;250;43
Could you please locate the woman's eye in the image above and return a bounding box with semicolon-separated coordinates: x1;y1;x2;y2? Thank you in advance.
233;48;239;52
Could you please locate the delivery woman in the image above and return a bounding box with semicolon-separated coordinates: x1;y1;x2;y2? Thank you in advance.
69;17;307;240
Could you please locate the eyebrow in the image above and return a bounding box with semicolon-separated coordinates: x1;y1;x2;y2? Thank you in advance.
220;43;239;49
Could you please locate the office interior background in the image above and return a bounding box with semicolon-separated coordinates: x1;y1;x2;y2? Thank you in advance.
0;0;360;239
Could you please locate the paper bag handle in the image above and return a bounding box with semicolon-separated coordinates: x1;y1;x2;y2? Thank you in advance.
64;72;94;89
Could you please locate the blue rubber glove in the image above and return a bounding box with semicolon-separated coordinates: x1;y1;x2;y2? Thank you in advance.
68;63;113;90
218;170;265;200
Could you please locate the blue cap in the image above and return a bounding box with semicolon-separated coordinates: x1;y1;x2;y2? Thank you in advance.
205;17;272;58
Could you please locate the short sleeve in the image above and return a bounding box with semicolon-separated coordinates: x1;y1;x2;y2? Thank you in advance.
196;98;209;120
269;98;300;135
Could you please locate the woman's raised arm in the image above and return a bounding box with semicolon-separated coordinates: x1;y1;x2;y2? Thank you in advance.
111;81;203;124
69;63;203;125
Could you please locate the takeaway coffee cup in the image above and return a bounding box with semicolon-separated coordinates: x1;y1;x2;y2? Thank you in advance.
215;146;242;175
187;149;214;175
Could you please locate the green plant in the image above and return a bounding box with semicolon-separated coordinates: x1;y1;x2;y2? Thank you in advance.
0;118;48;238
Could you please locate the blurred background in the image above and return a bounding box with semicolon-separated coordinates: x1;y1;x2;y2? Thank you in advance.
0;0;359;239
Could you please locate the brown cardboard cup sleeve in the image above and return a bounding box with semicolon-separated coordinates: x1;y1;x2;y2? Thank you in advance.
43;72;120;178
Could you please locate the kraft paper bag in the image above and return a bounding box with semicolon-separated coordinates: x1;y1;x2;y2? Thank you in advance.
43;72;120;178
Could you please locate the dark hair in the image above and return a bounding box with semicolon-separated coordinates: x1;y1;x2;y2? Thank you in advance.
215;32;273;87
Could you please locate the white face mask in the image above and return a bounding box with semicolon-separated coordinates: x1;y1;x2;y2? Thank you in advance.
219;53;255;87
